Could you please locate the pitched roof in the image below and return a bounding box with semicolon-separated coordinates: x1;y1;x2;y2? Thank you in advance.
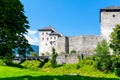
38;26;55;31
38;26;63;36
103;6;120;9
100;6;120;12
100;6;120;11
49;31;62;36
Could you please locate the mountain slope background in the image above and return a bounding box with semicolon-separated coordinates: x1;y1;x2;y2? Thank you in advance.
15;45;39;56
31;45;39;54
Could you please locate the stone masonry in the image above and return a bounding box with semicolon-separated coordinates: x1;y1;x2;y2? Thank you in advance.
38;6;120;56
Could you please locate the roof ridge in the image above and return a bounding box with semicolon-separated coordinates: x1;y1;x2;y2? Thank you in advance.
102;6;120;9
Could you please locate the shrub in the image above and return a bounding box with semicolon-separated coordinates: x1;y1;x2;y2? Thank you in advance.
43;61;51;68
77;55;81;63
21;60;41;70
70;50;76;54
115;68;120;77
30;52;38;56
93;39;112;72
0;59;6;66
51;47;58;68
111;55;120;76
63;63;80;70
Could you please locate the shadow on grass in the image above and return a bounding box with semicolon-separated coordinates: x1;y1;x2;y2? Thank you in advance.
0;75;119;80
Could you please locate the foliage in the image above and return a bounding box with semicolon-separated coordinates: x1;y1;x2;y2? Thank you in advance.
0;59;6;66
41;53;44;56
93;39;112;72
70;50;76;54
0;62;119;79
51;47;58;68
43;61;52;68
115;68;120;77
30;52;38;56
62;63;80;70
109;24;120;77
21;60;41;70
111;55;120;69
81;57;94;66
77;54;81;63
0;57;23;68
0;0;33;59
45;51;49;55
110;24;120;55
111;55;120;77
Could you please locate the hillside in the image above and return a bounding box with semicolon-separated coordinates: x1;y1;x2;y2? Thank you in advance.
14;45;39;56
31;45;39;53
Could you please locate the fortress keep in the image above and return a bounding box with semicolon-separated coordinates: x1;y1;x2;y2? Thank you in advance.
38;6;120;56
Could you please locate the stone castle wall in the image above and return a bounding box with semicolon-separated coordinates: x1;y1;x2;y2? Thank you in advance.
56;54;79;64
56;35;103;55
56;36;69;54
69;35;103;54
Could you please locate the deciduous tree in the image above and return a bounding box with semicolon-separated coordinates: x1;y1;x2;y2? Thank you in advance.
110;24;120;55
0;0;33;59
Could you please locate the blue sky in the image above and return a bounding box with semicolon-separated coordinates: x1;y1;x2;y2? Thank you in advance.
20;0;120;45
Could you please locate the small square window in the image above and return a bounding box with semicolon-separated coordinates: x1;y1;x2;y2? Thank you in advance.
47;38;49;40
42;38;44;40
42;32;44;35
50;37;52;39
112;15;115;17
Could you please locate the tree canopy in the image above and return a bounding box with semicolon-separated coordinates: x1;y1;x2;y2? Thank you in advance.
110;24;120;55
0;0;33;58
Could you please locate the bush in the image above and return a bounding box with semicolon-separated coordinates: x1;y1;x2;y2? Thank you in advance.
21;60;41;70
30;52;38;56
63;64;80;70
51;47;58;68
43;61;51;68
0;59;6;66
111;55;120;76
93;39;112;72
70;50;76;54
115;68;120;77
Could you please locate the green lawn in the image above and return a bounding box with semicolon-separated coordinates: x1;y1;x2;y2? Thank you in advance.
0;64;120;80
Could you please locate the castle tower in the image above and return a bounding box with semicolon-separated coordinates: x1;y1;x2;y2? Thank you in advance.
38;26;62;56
100;6;120;41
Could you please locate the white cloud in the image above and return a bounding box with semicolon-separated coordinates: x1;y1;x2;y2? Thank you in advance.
24;30;39;45
27;30;37;35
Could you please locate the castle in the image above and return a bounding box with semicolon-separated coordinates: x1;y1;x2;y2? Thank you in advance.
38;6;120;56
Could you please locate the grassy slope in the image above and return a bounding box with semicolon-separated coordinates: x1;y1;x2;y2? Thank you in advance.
0;65;120;80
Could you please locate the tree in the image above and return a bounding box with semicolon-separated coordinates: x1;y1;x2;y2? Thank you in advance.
70;49;76;54
0;0;33;59
93;39;112;72
51;47;58;68
110;24;120;76
93;39;110;56
30;52;38;57
110;24;120;55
